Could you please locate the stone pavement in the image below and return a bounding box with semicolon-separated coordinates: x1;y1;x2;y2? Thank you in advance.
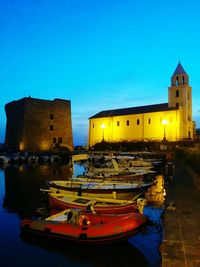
162;160;200;267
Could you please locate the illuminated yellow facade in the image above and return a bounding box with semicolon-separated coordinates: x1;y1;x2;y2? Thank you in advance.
88;63;195;147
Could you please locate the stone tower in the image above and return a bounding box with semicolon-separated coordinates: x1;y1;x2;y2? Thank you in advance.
5;97;73;152
168;62;193;139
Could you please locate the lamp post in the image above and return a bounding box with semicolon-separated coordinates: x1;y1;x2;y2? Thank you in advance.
162;119;168;141
100;124;106;142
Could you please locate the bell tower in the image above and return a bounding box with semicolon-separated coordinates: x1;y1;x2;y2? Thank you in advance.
168;62;193;139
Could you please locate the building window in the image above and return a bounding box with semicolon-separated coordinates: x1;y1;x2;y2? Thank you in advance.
126;120;129;126
188;115;191;121
117;121;120;126
176;76;179;86
182;76;185;84
176;103;179;108
92;123;94;128
137;119;140;125
176;90;179;97
50;114;54;120
58;137;62;143
148;118;151;124
50;125;54;131
53;137;56;143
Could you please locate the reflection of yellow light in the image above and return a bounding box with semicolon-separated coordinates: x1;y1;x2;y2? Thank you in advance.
100;123;106;129
19;166;24;172
163;189;166;196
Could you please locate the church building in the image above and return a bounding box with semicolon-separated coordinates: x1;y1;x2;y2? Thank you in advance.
88;63;195;147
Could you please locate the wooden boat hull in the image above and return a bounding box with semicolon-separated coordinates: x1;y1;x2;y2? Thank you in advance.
49;193;138;214
48;180;152;200
21;209;147;245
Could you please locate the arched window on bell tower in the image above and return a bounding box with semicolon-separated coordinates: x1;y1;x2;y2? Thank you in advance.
176;76;179;86
171;62;189;87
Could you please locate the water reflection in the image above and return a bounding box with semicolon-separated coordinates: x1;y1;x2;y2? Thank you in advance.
21;234;148;267
3;164;71;217
1;164;165;267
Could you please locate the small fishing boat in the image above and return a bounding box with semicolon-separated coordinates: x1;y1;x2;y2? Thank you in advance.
86;157;155;176
21;208;147;244
48;192;140;214
76;170;156;183
46;179;154;199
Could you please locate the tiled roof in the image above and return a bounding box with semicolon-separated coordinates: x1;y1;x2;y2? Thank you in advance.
172;62;187;76
89;103;178;119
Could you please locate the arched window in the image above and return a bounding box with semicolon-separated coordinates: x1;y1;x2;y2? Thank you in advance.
182;76;185;84
126;120;129;126
176;76;179;86
92;123;94;128
176;90;179;97
137;119;140;125
176;103;179;108
148;118;151;124
117;121;120;126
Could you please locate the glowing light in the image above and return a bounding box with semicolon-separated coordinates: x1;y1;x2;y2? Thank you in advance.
100;123;106;129
100;124;106;141
162;119;168;125
40;141;49;150
19;142;24;150
162;119;168;141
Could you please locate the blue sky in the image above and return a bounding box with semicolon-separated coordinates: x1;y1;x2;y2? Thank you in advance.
1;0;200;145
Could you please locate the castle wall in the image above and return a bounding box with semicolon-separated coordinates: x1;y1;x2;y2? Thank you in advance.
5;97;73;152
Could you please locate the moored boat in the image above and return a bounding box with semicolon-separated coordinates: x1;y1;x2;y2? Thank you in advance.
46;179;154;199
21;208;147;244
48;192;140;214
76;170;156;183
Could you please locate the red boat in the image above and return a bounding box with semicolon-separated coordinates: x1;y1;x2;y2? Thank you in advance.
21;208;147;244
48;193;139;214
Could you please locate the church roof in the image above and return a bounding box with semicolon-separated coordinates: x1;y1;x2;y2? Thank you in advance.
172;62;187;76
89;103;178;119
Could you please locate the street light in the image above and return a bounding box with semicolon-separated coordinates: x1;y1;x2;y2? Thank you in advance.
162;119;168;141
100;123;106;141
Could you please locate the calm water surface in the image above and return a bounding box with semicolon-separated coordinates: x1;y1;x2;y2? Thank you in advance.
0;164;162;267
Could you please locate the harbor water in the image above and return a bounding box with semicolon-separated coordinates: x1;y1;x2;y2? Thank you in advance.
0;163;163;267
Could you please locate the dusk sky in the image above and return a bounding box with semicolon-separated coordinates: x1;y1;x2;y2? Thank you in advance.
1;0;200;146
